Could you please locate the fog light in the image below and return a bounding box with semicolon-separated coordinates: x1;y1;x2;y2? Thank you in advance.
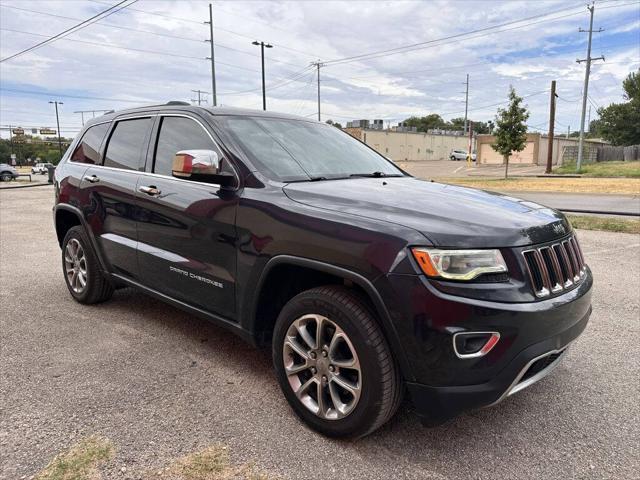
453;332;500;359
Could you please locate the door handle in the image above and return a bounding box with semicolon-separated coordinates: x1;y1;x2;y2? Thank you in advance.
138;185;161;196
83;175;100;183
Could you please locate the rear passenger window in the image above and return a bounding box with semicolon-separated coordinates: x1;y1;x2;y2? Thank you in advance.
70;123;109;164
153;116;217;176
104;118;152;171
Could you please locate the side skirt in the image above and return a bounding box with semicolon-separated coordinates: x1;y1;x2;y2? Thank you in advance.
111;273;257;346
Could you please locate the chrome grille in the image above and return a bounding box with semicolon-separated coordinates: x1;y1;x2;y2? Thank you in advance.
523;234;586;298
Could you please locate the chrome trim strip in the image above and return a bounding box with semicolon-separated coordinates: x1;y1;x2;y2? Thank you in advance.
490;342;572;406
72;112;240;189
522;249;550;298
452;331;500;359
522;234;588;298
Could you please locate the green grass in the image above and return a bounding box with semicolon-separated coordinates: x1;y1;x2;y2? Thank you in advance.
146;444;277;480
567;214;640;234
35;436;114;480
554;161;640;178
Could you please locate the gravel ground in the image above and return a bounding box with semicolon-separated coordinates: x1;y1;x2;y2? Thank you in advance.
1;186;639;480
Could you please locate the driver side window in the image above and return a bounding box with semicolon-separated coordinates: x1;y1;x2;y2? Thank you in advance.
153;116;218;176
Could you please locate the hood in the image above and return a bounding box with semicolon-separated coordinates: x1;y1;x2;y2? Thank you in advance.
283;177;571;248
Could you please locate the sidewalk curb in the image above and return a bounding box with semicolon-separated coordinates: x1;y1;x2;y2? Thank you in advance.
0;183;52;190
560;208;639;218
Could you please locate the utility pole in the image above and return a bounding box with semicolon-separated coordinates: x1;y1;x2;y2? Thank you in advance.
190;89;209;106
576;3;604;171
567;125;570;139
205;3;217;106
252;40;273;111
545;80;558;174
49;100;64;159
467;120;473;164
8;125;14;158
587;104;591;133
463;74;469;135
311;60;324;121
73;109;111;126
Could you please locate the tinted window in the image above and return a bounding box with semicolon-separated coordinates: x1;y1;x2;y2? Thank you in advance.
70;123;109;164
104;118;151;171
154;116;216;176
218;117;404;182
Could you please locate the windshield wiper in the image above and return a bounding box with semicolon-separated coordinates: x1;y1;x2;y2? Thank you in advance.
349;172;403;178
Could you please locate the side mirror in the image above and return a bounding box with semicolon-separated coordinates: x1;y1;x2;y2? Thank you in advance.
172;150;234;187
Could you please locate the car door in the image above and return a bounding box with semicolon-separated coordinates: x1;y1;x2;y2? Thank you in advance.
135;114;238;319
80;116;153;280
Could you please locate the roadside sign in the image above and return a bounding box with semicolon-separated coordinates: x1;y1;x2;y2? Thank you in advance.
12;127;24;135
10;154;16;161
39;128;57;135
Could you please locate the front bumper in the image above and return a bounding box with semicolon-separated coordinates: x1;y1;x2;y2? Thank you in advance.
375;268;593;424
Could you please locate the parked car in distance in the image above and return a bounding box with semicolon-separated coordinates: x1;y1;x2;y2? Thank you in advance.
450;149;476;161
0;163;19;181
53;103;592;438
32;162;54;174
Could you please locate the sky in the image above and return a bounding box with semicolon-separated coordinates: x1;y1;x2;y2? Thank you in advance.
0;0;639;140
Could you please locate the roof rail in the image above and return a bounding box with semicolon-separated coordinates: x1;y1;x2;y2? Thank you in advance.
166;101;191;106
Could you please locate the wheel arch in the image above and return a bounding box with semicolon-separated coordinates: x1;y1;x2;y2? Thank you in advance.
54;204;109;272
250;255;413;381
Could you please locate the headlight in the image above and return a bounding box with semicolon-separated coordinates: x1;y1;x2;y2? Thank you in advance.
411;248;507;281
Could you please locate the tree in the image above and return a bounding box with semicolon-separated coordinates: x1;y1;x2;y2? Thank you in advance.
325;119;343;129
593;70;640;146
402;114;446;132
491;86;530;179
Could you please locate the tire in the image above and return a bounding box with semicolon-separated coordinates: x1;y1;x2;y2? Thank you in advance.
61;226;113;304
0;172;12;181
273;285;402;438
450;156;456;161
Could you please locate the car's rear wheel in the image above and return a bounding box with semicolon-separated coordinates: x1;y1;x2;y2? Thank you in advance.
0;172;12;181
273;285;401;438
61;226;113;304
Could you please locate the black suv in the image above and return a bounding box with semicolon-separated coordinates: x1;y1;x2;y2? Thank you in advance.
53;103;593;438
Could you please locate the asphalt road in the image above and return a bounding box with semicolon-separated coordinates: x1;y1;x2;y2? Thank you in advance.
1;186;639;480
396;160;546;178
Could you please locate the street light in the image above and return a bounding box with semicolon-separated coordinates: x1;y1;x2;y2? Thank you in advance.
49;100;64;158
252;40;273;111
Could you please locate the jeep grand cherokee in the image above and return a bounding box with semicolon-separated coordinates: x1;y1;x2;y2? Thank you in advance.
53;103;592;438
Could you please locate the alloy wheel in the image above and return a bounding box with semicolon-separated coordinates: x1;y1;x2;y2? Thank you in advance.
283;314;362;420
64;238;88;294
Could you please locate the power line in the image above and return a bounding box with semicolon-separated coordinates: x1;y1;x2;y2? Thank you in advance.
1;28;206;61
0;4;305;70
323;3;590;66
1;28;306;78
0;0;138;63
439;90;549;117
87;0;318;58
0;88;155;104
321;0;633;67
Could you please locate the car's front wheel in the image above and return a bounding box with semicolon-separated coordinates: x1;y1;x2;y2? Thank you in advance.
273;286;401;438
450;156;456;161
0;172;13;181
61;226;113;304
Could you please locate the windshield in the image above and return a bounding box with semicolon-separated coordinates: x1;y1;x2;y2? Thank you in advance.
217;116;404;182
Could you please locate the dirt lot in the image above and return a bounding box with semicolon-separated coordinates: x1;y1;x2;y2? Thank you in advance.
1;187;639;479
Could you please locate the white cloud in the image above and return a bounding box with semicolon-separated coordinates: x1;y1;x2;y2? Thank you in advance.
0;0;638;137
